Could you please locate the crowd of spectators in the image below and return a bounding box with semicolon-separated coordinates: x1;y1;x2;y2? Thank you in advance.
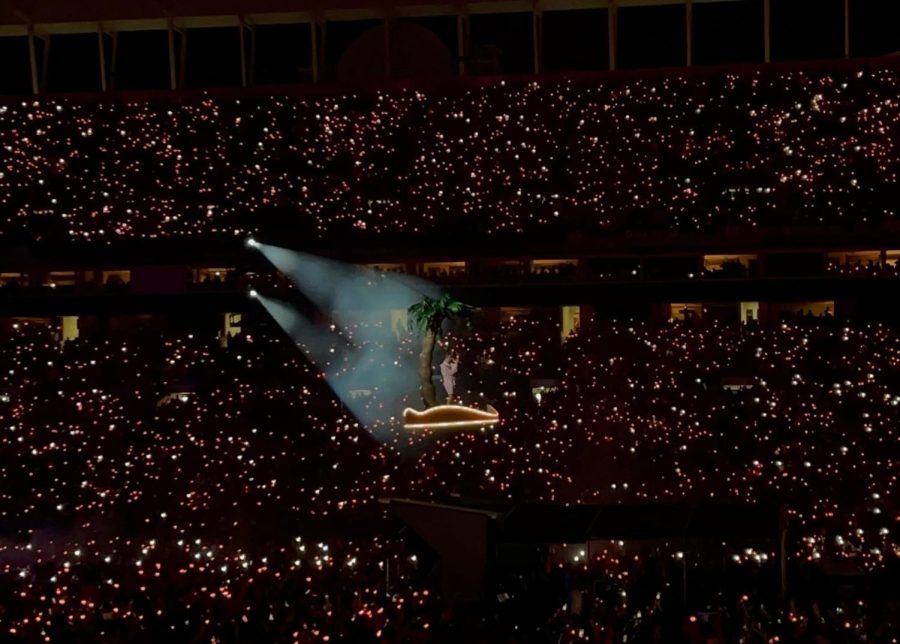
825;258;900;278
0;62;896;246
416;263;579;285
0;310;895;641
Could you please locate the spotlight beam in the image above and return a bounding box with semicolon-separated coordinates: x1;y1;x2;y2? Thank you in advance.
252;245;440;330
250;247;449;437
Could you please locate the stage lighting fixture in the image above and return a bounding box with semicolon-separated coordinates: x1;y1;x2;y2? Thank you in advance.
248;289;259;299
246;237;259;249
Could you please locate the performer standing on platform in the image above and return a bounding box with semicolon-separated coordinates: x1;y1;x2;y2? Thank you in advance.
440;349;460;404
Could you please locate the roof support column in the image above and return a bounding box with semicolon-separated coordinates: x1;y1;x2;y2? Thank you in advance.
608;0;617;71
109;30;119;89
167;18;177;89
248;22;256;85
384;15;391;79
27;25;39;94
685;0;693;67
97;25;107;91
457;12;468;76
532;8;542;74
310;17;320;82
239;16;248;87
39;33;50;92
763;0;770;62
318;18;327;83
843;0;850;58
178;26;187;88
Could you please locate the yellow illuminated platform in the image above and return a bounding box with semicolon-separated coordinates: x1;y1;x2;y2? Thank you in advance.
403;404;500;430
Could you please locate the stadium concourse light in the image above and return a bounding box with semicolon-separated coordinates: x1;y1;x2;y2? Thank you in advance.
245;237;260;249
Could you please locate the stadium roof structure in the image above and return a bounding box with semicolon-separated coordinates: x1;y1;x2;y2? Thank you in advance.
0;0;748;34
2;0;880;93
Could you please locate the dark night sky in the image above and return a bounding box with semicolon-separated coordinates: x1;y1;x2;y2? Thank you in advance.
0;0;896;93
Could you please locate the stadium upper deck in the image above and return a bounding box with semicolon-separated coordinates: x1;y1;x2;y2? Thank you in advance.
0;58;896;253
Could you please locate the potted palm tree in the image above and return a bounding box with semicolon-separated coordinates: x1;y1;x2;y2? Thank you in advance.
407;294;473;408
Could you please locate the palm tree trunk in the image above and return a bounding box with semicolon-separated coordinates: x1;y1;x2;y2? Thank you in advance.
419;328;437;408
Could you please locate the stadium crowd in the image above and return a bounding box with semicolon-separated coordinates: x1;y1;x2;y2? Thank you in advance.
0;63;897;245
825;258;900;277
0;309;895;641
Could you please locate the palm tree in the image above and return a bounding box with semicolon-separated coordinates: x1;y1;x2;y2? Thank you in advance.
408;294;473;408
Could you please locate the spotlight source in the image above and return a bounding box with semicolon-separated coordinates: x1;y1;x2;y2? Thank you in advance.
246;237;259;249
248;289;259;299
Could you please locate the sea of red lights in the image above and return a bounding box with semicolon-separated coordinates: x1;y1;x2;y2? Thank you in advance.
0;313;895;641
0;64;896;244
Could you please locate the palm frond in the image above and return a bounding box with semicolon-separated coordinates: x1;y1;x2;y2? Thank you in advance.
407;294;472;335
